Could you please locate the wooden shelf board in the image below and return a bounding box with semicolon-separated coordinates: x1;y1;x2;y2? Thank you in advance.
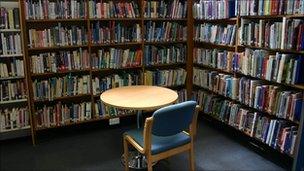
34;94;91;103
91;42;142;47
0;29;21;32
26;18;86;23
0;54;23;58
0;76;25;81
28;45;87;51
31;69;91;77
0;126;31;133
240;14;304;19
0;99;27;105
145;63;186;68
144;41;187;45
91;66;142;73
194;85;300;125
144;18;187;21
90;18;141;21
194;17;237;23
240;45;304;54
195;41;236;50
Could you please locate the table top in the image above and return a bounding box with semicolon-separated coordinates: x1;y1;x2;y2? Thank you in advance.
100;85;178;110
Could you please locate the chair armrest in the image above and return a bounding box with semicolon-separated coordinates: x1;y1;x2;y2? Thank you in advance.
143;117;153;155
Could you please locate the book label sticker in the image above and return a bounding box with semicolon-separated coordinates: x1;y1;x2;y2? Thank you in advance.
109;118;120;125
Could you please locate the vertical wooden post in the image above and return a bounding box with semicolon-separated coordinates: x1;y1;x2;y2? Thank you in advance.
186;0;194;100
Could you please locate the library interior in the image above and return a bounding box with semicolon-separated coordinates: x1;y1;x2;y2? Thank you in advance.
0;0;303;170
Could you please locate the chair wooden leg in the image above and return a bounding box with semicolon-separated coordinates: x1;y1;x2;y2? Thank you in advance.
123;137;129;171
189;144;195;171
147;158;153;171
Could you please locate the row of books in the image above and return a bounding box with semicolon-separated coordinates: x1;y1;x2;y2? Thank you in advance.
0;107;30;132
24;0;87;20
237;0;304;16
0;80;27;102
92;72;141;95
144;45;186;66
193;90;298;156
91;48;142;69
240;19;304;51
88;0;140;19
177;89;187;103
193;0;236;20
95;100;134;118
35;102;92;128
236;49;304;84
144;21;187;42
28;24;87;48
144;68;186;87
144;0;187;19
0;59;24;78
0;33;22;55
91;22;141;44
194;24;236;45
193;68;303;122
32;75;91;100
30;49;90;74
0;7;20;29
193;48;304;84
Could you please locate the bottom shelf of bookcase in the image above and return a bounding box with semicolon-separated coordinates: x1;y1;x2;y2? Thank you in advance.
0;127;31;141
199;112;293;169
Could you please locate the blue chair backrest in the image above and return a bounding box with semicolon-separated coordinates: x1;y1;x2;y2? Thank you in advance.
151;101;197;136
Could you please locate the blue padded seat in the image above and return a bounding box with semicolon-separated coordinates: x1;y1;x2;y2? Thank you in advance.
125;129;191;155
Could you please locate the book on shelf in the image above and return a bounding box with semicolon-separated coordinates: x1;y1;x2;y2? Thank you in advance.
144;0;187;19
0;107;30;132
144;21;187;42
92;71;141;95
88;0;140;19
0;59;24;78
193;68;303;122
239;18;304;51
32;75;91;100
193;0;236;20
24;0;87;20
0;80;27;102
30;48;90;74
35;101;92;128
0;7;20;29
144;68;187;87
95;100;134;118
236;0;304;16
28;23;87;48
176;89;187;103
144;45;186;66
91;48;142;69
91;21;141;44
193;89;299;156
0;32;22;55
194;23;236;45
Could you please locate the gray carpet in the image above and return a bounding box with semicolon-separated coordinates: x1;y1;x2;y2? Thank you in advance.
0;119;286;171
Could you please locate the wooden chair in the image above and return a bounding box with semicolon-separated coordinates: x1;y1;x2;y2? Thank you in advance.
123;101;200;171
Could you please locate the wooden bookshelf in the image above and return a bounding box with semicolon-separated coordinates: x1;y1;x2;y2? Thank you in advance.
239;45;304;55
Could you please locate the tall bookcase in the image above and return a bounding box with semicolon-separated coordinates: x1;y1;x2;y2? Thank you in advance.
192;0;304;167
0;0;33;141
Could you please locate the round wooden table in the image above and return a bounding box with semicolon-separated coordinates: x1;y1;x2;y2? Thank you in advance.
100;85;178;169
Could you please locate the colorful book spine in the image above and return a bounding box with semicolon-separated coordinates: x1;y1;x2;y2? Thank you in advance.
144;21;187;42
0;80;27;102
194;23;236;45
35;102;92;128
92;71;141;95
24;0;87;20
144;68;187;87
193;89;299;156
236;0;304;16
32;75;91;100
95;100;134;118
28;24;87;48
91;48;142;69
89;0;140;18
0;107;30;132
193;0;236;20
30;48;89;74
0;7;20;29
0;32;22;55
144;45;186;66
193;68;303;122
240;18;304;51
144;0;187;19
0;59;24;78
91;21;141;44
